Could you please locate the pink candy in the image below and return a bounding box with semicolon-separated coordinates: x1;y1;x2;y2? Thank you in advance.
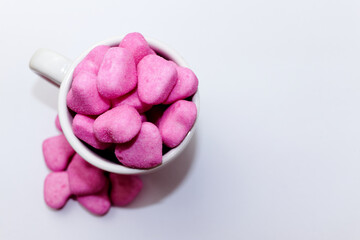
67;71;110;115
72;114;111;150
158;100;197;148
73;45;110;78
97;47;137;99
67;154;107;196
42;132;144;215
164;66;198;104
44;171;71;209
119;32;155;65
112;88;152;113
115;122;162;169
65;32;198;170
42;134;75;171
109;173;143;206
40;32;199;217
93;105;141;143
137;55;178;105
77;181;111;216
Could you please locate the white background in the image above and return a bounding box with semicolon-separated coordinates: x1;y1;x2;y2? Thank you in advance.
1;0;360;239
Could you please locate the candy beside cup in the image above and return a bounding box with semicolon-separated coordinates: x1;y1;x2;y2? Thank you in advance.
30;35;199;175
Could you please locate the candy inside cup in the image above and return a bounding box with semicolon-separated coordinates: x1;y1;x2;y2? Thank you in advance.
58;36;199;175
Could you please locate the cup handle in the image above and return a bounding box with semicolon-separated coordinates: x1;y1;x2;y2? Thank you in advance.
29;48;72;86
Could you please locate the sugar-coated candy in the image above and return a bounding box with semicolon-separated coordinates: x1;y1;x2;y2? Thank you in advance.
109;173;143;206
67;71;110;115
163;65;198;104
44;171;71;209
68;154;107;196
93;105;141;143
77;181;111;216
55;115;62;132
158;100;197;148
97;47;137;99
115;122;162;169
42;134;75;171
73;45;110;78
137;55;177;105
119;32;155;65
72;114;111;150
112;88;152;113
39;32;202;217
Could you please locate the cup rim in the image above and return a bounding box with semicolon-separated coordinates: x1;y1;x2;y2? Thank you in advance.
58;36;199;175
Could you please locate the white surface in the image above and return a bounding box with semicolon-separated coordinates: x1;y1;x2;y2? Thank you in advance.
1;0;360;239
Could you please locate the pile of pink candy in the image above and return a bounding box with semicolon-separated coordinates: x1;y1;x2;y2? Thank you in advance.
41;32;198;215
43;119;143;215
67;32;198;169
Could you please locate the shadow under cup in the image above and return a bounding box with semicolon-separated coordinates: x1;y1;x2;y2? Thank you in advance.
58;37;200;175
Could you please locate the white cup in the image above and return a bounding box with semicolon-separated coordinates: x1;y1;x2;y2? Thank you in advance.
29;36;199;175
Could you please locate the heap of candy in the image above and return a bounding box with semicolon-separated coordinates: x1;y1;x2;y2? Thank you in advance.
43;120;143;216
67;32;198;169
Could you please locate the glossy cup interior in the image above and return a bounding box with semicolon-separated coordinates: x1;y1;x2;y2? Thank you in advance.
58;36;199;175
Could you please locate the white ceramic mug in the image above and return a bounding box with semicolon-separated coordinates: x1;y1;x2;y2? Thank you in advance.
29;36;199;175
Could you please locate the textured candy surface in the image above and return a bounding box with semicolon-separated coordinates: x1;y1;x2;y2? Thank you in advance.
112;88;152;113
42;134;75;171
73;114;111;150
68;154;107;196
119;32;155;65
73;45;110;78
109;173;143;206
137;55;177;105
44;171;71;209
93;105;141;143
77;181;111;216
115;122;162;169
97;47;137;99
158;100;197;148
163;66;198;104
67;71;110;115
